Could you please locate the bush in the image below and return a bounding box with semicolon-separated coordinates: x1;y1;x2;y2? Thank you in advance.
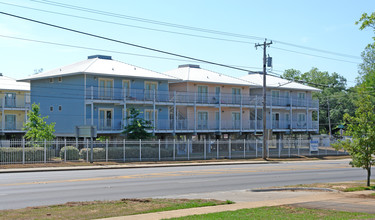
0;147;54;163
60;146;80;160
80;147;173;161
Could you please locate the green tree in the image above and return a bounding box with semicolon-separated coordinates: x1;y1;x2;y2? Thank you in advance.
282;68;355;134
122;108;153;140
333;89;375;186
23;103;55;141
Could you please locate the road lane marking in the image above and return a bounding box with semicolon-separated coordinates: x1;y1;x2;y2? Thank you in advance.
0;165;352;187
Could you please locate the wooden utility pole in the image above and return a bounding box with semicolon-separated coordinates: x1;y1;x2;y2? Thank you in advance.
255;39;272;159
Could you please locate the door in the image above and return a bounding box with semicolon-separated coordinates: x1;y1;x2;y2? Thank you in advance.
5;93;16;107
145;109;158;129
272;113;280;129
197;86;208;103
215;111;220;129
297;113;306;128
123;80;130;98
99;109;112;130
215;87;220;103
5;115;16;130
272;90;280;106
232;88;241;104
99;79;113;99
145;82;157;100
198;112;208;129
232;112;240;129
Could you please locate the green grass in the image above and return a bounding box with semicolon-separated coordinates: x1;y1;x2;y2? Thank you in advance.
168;206;375;220
343;185;375;192
0;198;229;220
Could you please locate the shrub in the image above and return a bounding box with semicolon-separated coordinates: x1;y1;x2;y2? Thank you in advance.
60;146;80;160
0;147;54;163
79;147;173;161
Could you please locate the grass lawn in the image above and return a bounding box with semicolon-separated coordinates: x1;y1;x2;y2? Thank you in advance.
169;206;375;220
0;198;230;220
284;180;375;194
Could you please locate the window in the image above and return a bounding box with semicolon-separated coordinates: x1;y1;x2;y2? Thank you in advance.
145;81;158;100
298;92;305;100
232;88;241;104
49;78;54;83
99;109;113;130
58;77;62;82
58;105;62;111
214;87;220;103
198;111;208;129
25;93;30;104
232;112;240;129
285;91;290;98
197;85;208;103
272;112;280;128
4;93;16;107
144;109;158;128
5;115;16;130
50;106;54;112
99;78;113;99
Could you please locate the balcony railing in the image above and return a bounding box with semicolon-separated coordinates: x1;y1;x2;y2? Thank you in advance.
0;121;25;131
85;86;319;108
0;95;31;109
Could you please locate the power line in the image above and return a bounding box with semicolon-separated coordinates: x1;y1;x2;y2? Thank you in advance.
0;2;254;45
0;11;252;73
29;0;361;60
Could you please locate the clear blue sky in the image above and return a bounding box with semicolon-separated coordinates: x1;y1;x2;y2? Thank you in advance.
0;0;374;87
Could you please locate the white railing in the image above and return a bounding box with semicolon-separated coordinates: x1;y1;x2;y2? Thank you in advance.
85;86;319;108
0;138;348;164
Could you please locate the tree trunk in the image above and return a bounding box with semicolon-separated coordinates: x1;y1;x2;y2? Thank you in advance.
367;166;371;187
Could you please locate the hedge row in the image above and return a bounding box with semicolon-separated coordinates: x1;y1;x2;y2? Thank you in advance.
60;146;80;160
0;147;54;162
80;147;173;160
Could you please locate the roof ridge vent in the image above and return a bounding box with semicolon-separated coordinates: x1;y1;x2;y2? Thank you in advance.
88;55;112;60
178;64;200;69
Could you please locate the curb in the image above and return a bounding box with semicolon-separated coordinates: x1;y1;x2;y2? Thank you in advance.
250;187;340;192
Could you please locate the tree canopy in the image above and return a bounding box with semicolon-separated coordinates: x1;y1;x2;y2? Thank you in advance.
282;68;355;134
23;103;55;142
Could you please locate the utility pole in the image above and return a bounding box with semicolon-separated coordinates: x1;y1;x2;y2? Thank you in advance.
255;39;272;160
327;98;331;139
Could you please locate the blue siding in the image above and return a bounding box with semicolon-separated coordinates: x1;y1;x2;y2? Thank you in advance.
31;75;84;136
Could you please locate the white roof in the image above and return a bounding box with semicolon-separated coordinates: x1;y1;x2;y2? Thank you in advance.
165;64;257;86
240;73;321;92
0;75;30;91
19;56;180;82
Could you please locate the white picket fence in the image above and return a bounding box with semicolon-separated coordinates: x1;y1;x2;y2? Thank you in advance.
0;139;347;164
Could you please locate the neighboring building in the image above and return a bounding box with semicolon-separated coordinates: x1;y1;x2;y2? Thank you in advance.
0;74;30;139
166;65;320;139
240;72;320;135
19;55;180;137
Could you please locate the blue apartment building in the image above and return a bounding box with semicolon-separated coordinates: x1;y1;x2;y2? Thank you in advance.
19;55;179;137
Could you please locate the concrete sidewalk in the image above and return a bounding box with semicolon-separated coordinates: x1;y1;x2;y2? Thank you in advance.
102;190;375;220
0;160;277;173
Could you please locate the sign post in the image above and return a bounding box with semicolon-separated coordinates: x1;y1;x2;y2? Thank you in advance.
75;126;97;163
310;138;319;152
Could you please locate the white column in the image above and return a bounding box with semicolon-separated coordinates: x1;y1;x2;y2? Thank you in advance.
173;91;176;133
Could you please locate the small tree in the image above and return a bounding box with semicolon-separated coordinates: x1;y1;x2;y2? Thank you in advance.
333;90;375;186
122;108;153;140
23;103;55;142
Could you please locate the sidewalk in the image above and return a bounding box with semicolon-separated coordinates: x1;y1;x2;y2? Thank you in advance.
102;190;375;220
0;160;276;173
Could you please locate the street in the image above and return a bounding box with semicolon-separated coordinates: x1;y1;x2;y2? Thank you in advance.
0;159;371;210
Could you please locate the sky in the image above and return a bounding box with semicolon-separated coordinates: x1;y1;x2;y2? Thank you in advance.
0;0;374;88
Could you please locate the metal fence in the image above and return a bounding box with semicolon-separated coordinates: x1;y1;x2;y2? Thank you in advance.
0;138;347;165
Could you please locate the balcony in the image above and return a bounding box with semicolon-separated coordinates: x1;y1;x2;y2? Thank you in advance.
0;121;25;132
85;86;319;109
0;95;31;110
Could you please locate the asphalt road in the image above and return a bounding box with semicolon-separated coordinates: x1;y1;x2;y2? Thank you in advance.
0;159;372;210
